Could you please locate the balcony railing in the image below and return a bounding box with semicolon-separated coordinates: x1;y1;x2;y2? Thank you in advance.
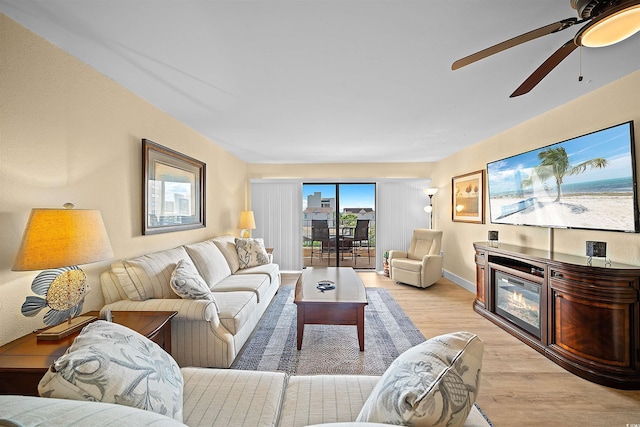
302;218;375;268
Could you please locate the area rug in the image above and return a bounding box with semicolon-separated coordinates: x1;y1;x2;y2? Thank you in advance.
232;285;425;375
232;285;494;426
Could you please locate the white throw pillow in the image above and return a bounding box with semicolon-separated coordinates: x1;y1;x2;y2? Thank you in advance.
115;246;190;301
235;238;269;269
38;321;184;422
183;240;232;287
212;235;241;273
356;331;483;427
170;259;216;305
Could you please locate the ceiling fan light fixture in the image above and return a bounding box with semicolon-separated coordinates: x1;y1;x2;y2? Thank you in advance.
578;4;640;47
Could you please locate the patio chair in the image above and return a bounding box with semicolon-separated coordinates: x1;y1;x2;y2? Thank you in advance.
349;220;370;265
310;220;334;264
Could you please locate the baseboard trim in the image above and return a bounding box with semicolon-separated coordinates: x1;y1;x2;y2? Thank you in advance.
443;269;476;294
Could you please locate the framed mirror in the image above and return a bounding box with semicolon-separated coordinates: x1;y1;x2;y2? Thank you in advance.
142;139;206;235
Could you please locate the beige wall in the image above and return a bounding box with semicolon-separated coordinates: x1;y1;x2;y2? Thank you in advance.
431;70;640;286
248;162;434;180
0;15;247;345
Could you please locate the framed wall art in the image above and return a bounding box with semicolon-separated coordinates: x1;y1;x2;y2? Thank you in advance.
142;139;206;235
452;170;484;224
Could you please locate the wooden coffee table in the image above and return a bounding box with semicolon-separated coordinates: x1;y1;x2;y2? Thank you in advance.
0;310;177;396
294;267;367;351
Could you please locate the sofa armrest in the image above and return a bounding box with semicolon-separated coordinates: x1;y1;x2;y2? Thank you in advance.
0;395;186;426
388;250;407;261
420;254;444;286
101;299;218;322
100;270;128;305
420;254;442;264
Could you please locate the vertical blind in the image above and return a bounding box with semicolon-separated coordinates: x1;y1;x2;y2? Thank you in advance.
251;180;302;271
251;178;431;271
376;179;431;270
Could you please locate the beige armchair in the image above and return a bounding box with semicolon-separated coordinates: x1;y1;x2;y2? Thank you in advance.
389;229;443;288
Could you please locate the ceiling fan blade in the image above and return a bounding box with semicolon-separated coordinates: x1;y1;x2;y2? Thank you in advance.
510;39;579;97
452;18;579;70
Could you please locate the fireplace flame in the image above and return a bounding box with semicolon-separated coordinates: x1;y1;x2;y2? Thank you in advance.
513;292;523;304
509;291;537;313
496;275;541;330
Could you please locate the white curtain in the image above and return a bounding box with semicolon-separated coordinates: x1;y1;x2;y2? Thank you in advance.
251;178;431;271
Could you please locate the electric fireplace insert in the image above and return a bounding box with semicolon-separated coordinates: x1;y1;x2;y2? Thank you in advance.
494;270;541;338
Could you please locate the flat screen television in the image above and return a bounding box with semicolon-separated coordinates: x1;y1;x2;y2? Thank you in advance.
486;121;638;232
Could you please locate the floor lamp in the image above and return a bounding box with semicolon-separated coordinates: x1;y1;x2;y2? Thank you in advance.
423;188;438;229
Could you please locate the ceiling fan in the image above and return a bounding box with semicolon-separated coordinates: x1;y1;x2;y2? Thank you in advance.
452;0;640;97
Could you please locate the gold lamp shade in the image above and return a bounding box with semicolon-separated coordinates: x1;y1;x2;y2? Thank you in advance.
236;210;256;230
13;207;114;271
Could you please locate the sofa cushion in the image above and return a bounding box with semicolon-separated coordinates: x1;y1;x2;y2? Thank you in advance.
304;424;395;427
234;262;280;284
38;321;184;422
390;258;422;272
235;238;269;269
279;375;380;427
114;246;190;301
210;274;270;303
410;239;435;260
212;291;258;334
212;235;241;273
0;395;186;427
184;240;232;288
181;368;287;427
356;331;483;427
170;259;217;305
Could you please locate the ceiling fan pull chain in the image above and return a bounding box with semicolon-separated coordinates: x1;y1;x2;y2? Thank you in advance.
578;46;584;82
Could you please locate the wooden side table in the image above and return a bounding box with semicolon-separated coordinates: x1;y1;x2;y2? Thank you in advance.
0;310;177;396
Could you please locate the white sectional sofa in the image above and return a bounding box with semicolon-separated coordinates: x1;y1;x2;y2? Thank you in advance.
99;235;280;368
0;323;490;427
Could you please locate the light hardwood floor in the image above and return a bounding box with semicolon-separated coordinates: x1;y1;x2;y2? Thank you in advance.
282;271;640;427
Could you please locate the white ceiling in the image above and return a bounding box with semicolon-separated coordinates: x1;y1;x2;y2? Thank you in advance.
2;1;640;164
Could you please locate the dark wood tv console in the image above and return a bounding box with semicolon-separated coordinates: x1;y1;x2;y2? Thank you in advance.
473;242;640;389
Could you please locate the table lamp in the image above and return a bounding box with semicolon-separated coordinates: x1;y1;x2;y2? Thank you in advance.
237;210;256;238
12;203;114;340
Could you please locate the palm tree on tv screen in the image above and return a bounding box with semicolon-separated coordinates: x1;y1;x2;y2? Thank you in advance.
521;147;608;202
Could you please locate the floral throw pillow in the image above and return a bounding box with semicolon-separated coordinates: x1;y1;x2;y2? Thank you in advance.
235;238;269;269
170;259;216;305
38;320;184;422
356;331;484;427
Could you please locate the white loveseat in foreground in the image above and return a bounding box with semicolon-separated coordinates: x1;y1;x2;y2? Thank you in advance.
0;324;490;427
99;235;280;368
0;370;490;427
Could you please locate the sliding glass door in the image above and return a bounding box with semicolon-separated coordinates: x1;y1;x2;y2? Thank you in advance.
302;183;375;269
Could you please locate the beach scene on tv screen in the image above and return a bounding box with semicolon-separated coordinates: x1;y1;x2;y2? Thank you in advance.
487;122;636;232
